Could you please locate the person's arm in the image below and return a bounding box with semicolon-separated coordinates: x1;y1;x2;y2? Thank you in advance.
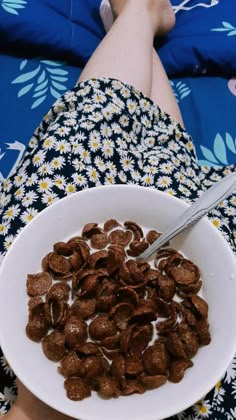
5;381;74;420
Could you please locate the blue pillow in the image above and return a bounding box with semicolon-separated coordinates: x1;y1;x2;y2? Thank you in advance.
0;0;103;67
158;0;236;76
0;0;235;76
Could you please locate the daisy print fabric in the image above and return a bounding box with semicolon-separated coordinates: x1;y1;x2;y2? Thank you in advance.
0;78;235;418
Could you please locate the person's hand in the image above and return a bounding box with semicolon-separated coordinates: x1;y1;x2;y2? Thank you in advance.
5;380;75;420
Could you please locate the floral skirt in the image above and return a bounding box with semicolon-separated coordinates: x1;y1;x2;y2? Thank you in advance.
0;78;235;419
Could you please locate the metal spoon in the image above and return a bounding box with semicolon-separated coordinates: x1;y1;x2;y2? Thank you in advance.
137;172;236;260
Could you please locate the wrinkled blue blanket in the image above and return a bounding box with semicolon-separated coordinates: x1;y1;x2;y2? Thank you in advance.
0;0;235;76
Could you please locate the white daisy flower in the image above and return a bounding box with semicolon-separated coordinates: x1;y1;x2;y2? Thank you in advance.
169;140;180;152
105;87;115;97
14;170;27;187
0;356;14;377
213;380;225;405
77;147;91;164
21;208;38;224
112;80;123;90
144;137;155;148
116;138;127;150
3;204;20;221
38;162;53;176
144;165;157;175
56;140;71;154
26;173;38;187
22;191;38;207
0;405;7;416
140;99;150;111
90;79;100;88
54;103;64;113
127;99;137;114
178;185;192;197
80;120;95;131
76;131;87;142
38;177;53;193
14;186;25;201
93;92;106;104
121;157;134;172
224;356;236;384
42;192;59;206
65;117;77;127
0;221;10;235
159;163;173;174
100;122;112;137
53;175;66;190
104;104;116;121
106;162;117;175
72;158;85;171
51;156;65;170
157;176;172;188
210;217;222;229
2;179;12;192
43;135;56;150
32;150;46;167
131;170;141;182
229;196;236;207
87;167;100;183
166;188;176;196
88;132;101;152
90;111;104;123
174;171;186;183
0;192;11;207
142;174;154;186
229;407;236;419
94;157;106;173
105;174;115;184
119;115;129;128
29;136;38;149
118;171;127;183
72;173;88;187
83;103;95;113
3;235;14;251
225;206;236;216
64;90;77;102
193;399;212;418
120;86;130;98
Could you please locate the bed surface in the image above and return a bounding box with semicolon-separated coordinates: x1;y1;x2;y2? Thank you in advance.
0;0;236;177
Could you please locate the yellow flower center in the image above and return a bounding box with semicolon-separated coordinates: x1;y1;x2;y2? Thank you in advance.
40;181;48;190
6;209;13;217
199;406;207;414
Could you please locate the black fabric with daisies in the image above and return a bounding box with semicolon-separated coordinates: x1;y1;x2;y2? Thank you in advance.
0;78;235;419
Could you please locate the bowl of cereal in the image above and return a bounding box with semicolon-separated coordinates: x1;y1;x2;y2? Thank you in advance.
0;185;236;420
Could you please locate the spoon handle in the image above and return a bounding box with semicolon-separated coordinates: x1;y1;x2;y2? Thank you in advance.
138;172;236;260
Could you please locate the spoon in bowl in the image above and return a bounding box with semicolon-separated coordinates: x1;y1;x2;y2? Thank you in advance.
137;172;236;260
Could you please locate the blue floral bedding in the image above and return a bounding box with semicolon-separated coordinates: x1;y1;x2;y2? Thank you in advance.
0;0;236;178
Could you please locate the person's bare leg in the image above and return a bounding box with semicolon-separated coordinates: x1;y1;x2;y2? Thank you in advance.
78;0;175;98
151;49;184;127
109;0;184;126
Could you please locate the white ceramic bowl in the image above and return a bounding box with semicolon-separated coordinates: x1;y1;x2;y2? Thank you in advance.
0;185;236;420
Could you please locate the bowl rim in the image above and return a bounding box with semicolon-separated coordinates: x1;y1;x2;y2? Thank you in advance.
0;184;235;420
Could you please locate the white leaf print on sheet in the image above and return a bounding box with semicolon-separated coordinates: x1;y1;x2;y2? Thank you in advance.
0;0;27;15
11;59;69;109
173;0;219;14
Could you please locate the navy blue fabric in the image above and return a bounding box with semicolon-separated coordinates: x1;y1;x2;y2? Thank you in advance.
0;0;103;66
